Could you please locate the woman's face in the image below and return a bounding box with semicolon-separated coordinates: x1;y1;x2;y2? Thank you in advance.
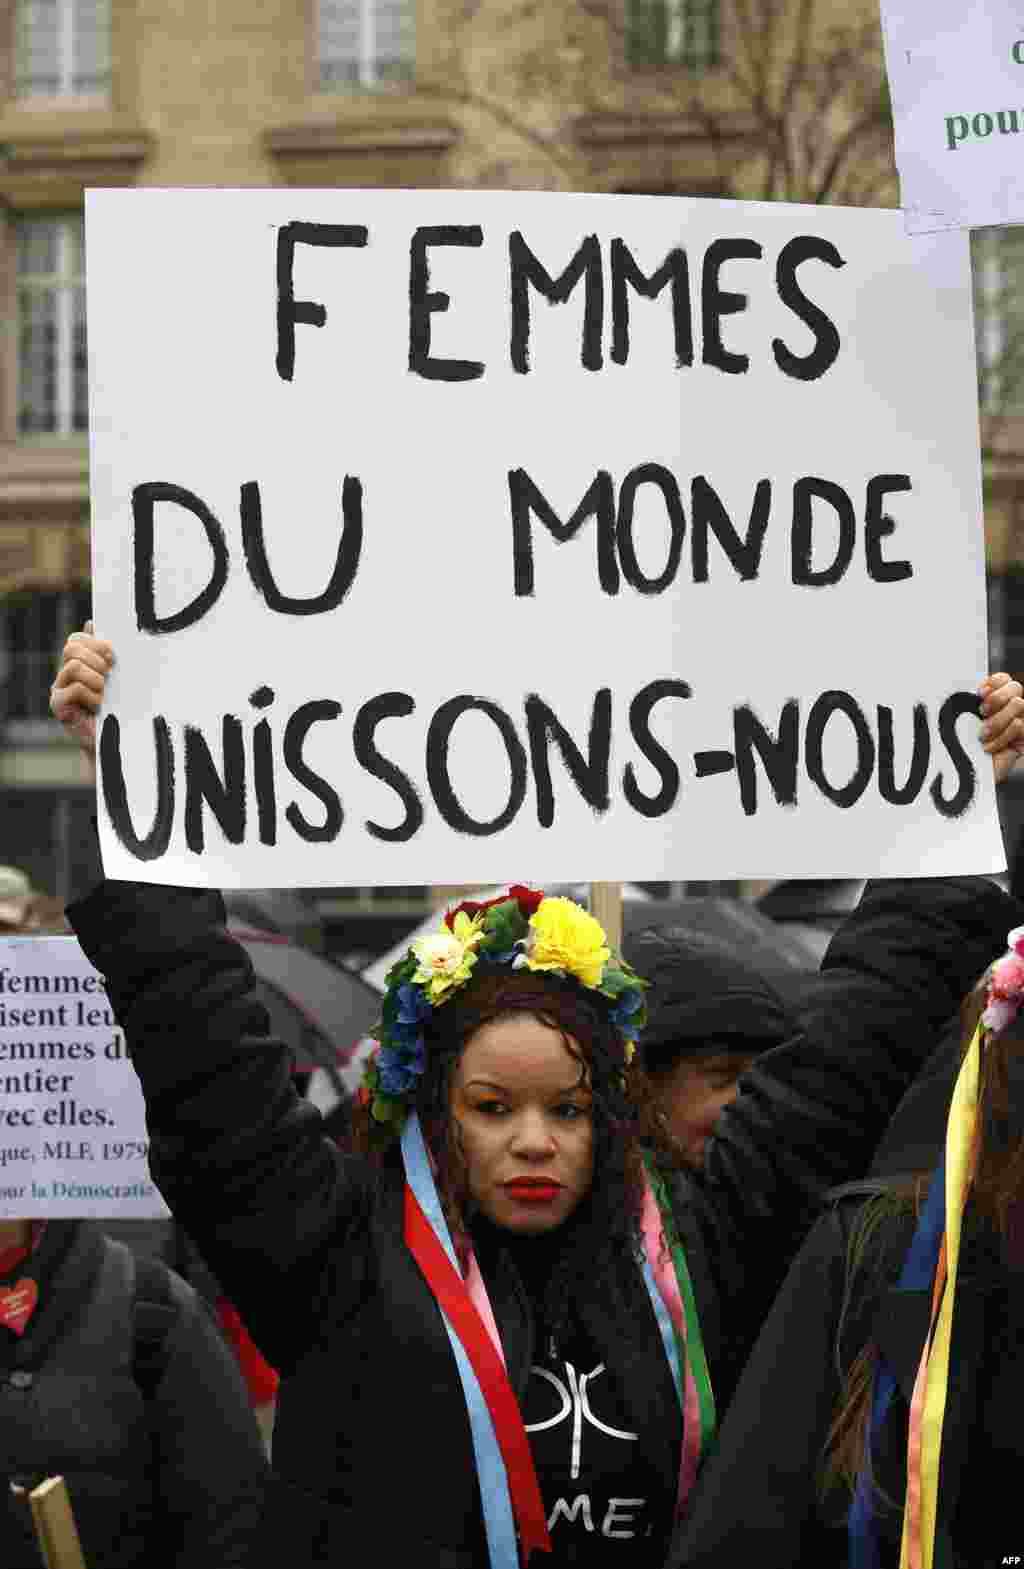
657;1049;758;1167
450;1014;595;1235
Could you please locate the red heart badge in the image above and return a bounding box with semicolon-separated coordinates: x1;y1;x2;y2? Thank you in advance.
0;1279;38;1336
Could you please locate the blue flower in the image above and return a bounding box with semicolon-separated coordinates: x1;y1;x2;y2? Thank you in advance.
610;989;644;1041
396;983;432;1025
389;983;431;1052
477;948;519;968
377;1040;426;1096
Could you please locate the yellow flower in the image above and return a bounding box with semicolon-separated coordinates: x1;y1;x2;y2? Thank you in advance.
525;898;610;990
411;911;484;1004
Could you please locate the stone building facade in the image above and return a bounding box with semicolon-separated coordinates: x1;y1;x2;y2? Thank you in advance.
0;0;1018;911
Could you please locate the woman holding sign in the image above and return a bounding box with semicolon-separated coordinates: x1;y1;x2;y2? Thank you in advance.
51;631;1024;1569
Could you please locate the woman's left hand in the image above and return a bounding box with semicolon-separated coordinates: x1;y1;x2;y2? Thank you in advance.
980;672;1024;784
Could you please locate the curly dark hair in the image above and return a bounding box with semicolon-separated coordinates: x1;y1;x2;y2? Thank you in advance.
351;963;672;1343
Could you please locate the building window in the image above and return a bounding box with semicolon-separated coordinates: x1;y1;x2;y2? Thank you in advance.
16;215;87;438
974;228;1024;415
318;0;415;89
1;585;91;725
14;0;111;100
626;0;720;71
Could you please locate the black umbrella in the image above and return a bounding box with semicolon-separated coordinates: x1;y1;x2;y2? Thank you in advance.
622;897;818;1009
224;889;323;942
754;880;865;964
228;923;383;1096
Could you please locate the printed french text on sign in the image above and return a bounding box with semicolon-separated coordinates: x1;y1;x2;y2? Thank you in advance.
0;938;166;1219
880;0;1024;232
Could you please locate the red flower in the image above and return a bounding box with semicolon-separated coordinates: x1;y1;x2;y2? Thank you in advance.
444;885;545;931
509;884;544;917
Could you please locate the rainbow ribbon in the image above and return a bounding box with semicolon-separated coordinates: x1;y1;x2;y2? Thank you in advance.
848;1023;981;1569
899;1024;980;1569
641;1157;717;1515
848;1159;946;1569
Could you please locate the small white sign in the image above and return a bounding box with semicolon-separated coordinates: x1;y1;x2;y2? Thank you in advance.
0;938;167;1219
881;0;1024;231
86;188;1001;884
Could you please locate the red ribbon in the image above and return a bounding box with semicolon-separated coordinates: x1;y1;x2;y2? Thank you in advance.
216;1298;280;1406
404;1182;551;1561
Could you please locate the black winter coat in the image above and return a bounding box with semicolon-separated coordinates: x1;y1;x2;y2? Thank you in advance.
0;1220;268;1568
66;875;1021;1568
670;1189;1024;1568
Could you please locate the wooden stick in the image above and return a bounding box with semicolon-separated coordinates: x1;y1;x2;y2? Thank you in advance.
27;1478;87;1569
589;881;623;951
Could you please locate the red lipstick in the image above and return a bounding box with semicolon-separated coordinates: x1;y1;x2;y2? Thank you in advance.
503;1179;564;1204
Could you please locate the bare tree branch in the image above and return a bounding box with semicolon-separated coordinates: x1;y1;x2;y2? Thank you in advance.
815;102;890;204
414;78;581;180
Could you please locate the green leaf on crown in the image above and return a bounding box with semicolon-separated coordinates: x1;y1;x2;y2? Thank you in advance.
384;952;418;991
371;1095;404;1125
599;965;634;998
482;898;529;953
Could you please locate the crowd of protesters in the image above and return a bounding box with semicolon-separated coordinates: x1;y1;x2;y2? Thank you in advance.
0;629;1010;1567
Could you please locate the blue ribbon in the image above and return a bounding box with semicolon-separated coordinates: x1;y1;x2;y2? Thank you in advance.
401;1114;520;1569
848;1158;947;1569
640;1250;684;1409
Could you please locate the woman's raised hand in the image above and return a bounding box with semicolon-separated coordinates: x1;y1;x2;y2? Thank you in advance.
50;622;114;760
980;671;1024;785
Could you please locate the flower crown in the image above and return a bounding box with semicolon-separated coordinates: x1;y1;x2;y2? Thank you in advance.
981;925;1024;1036
359;885;648;1132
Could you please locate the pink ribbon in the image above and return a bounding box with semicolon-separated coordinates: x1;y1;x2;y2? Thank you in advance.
641;1174;701;1516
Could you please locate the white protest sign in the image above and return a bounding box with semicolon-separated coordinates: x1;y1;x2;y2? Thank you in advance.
86;188;1000;884
0;938;167;1219
880;0;1024;232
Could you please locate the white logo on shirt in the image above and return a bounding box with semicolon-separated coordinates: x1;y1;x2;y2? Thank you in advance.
524;1360;638;1481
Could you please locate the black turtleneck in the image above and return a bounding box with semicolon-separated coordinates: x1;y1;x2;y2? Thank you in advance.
470;1211;675;1567
470;1213;565;1330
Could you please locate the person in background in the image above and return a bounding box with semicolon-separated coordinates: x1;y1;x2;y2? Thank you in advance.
0;867;36;931
0;1215;269;1567
625;928;796;1166
0;867;66;937
670;925;1024;1568
0;848;277;1485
